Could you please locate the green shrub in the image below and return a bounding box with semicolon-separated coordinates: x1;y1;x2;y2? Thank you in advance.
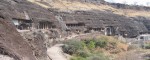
87;41;96;50
71;56;86;60
87;53;109;60
84;40;93;45
62;39;112;60
62;40;85;55
77;50;90;58
87;55;109;60
144;44;150;49
87;56;102;60
94;39;108;48
71;53;109;60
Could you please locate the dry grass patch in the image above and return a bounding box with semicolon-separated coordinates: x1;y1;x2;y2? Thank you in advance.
27;0;150;17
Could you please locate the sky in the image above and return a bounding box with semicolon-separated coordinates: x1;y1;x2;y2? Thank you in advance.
105;0;150;6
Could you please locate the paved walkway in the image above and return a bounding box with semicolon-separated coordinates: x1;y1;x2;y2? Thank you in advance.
47;44;67;60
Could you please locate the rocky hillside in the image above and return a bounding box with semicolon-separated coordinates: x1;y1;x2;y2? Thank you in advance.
0;0;150;60
26;0;150;37
28;0;150;17
0;0;54;60
0;12;36;60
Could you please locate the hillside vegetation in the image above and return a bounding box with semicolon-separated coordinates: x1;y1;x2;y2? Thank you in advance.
62;35;128;60
27;0;150;17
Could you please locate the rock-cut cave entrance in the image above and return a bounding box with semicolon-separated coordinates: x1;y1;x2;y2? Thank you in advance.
38;21;53;29
104;26;115;36
12;18;32;30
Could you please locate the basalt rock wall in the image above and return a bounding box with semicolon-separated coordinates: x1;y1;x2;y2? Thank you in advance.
0;0;57;60
0;13;37;60
55;10;148;37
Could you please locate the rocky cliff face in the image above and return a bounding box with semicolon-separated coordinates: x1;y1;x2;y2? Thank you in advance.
0;0;54;60
0;0;150;60
56;10;149;37
0;13;37;60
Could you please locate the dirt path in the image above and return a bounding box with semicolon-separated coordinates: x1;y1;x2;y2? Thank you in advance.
0;54;14;60
47;44;67;60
